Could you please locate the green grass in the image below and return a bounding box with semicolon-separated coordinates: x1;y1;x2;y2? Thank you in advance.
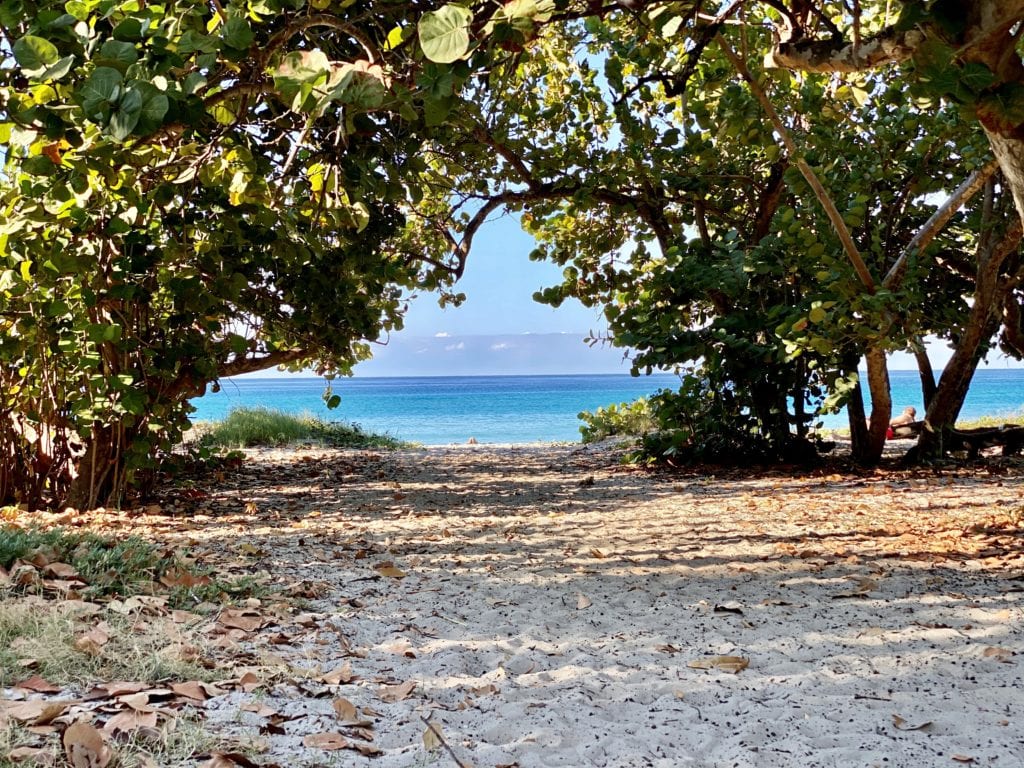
197;407;409;449
0;525;262;607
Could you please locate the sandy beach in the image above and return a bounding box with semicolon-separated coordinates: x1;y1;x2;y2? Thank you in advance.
8;442;1024;767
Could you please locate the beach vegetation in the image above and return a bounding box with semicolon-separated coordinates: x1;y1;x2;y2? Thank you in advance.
198;407;407;449
3;0;1024;502
579;398;657;444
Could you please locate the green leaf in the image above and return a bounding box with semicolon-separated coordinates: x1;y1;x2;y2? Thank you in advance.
97;39;138;72
109;86;143;140
79;66;123;117
13;35;59;75
325;393;341;409
65;0;90;20
384;25;413;51
136;91;169;134
38;54;75;81
808;306;827;324
418;4;473;64
223;16;254;49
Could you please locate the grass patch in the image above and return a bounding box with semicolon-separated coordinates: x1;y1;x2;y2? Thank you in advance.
0;697;219;767
0;525;264;608
198;407;408;449
956;411;1024;429
0;599;213;689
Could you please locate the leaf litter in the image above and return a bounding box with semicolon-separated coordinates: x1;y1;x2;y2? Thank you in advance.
5;443;1024;766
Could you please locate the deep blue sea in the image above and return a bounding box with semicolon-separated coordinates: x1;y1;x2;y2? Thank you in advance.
189;370;1024;445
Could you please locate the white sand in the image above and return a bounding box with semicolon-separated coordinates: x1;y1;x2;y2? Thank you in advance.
132;445;1024;765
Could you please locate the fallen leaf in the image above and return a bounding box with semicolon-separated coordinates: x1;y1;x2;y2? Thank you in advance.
951;756;975;764
15;674;61;693
323;663;355;685
74;626;110;655
589;548;607;558
159;568;211;589
42;562;79;579
3;700;69;725
237;671;262;692
422;720;442;752
240;702;277;718
982;646;1015;663
302;732;349;750
102;710;158;736
216;609;264;632
7;746;48;761
892;714;933;731
576;593;592;610
332;698;359;722
375;564;406;579
833;576;879;599
199;753;262;768
63;720;113;768
170;681;209;701
687;655;750;674
378;680;416;703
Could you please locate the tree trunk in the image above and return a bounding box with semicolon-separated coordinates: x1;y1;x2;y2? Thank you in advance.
65;425;119;510
912;339;937;410
859;346;892;465
845;359;870;462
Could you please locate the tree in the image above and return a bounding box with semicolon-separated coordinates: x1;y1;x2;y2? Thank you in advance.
407;2;1014;464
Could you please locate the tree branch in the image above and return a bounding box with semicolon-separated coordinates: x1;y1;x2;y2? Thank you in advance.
882;159;1000;289
766;24;925;73
717;34;876;291
217;348;310;379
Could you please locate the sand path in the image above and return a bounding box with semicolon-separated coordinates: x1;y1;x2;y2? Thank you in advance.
143;443;1024;767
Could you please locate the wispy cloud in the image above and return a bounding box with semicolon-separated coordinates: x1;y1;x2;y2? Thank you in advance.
434;332;450;338
445;342;465;351
491;342;513;351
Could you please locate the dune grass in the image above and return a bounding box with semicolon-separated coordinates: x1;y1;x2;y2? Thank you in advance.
197;407;408;449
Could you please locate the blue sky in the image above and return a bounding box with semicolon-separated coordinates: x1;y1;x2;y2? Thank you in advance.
251;210;1022;377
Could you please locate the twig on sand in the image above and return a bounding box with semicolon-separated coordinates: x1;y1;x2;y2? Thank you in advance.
420;715;473;768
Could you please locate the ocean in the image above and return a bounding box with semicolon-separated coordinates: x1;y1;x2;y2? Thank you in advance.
189;370;1024;445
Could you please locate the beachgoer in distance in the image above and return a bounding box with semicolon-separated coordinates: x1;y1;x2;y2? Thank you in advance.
889;406;917;428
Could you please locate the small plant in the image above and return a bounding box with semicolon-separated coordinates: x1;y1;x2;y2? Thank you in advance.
198;407;408;449
578;398;658;443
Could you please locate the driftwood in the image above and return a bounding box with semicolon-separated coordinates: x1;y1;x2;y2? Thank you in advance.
944;425;1024;458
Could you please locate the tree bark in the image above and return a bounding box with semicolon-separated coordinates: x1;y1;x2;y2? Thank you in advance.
860;346;892;464
65;425;118;511
911;339;937;410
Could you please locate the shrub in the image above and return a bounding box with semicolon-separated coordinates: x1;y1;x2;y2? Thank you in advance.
578;398;658;443
198;407;408;449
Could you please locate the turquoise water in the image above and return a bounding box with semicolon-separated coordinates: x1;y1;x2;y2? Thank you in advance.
189;370;1024;445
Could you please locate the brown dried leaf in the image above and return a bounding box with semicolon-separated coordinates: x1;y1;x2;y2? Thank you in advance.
102;710;158;735
589;548;607;559
687;655;750;674
322;663;355;685
199;753;262;768
892;714;933;731
374;564;406;579
982;646;1015;663
239;702;277;718
331;698;358;722
422;720;442;752
378;680;416;703
74;626;110;655
576;593;592;610
3;700;69;725
15;674;62;693
237;671;262;692
951;756;975;764
170;681;209;701
159;568;211;589
302;732;350;750
42;562;79;579
216;609;264;633
63;720;113;768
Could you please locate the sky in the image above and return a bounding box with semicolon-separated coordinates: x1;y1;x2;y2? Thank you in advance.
247;208;1022;378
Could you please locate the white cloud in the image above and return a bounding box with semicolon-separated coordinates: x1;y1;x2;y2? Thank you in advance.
434;332;450;338
491;342;513;351
445;342;465;351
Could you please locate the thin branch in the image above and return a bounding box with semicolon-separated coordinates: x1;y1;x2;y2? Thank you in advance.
716;34;876;291
420;717;471;768
218;348;309;378
882;159;1000;289
260;13;379;68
